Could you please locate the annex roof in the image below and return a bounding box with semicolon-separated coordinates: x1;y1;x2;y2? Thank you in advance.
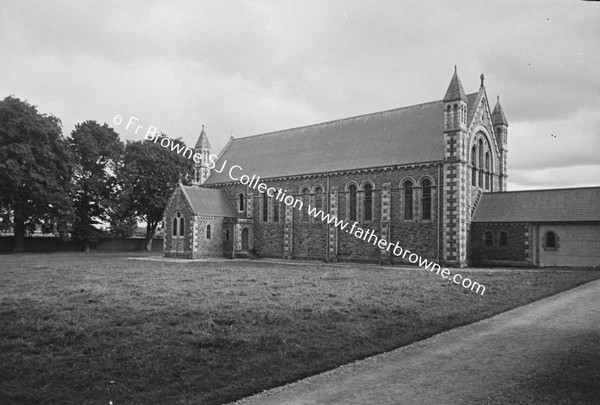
181;185;236;217
205;99;447;184
472;187;600;223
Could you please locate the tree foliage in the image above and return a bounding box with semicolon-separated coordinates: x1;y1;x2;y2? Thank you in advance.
0;96;72;252
119;137;193;251
68;120;124;251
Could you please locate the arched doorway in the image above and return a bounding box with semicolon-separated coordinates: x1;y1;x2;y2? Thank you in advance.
241;228;249;251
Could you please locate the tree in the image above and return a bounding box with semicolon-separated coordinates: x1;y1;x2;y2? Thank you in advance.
0;96;73;252
118;137;193;251
68;120;124;251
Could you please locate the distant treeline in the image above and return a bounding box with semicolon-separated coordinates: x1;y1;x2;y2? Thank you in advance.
0;95;194;252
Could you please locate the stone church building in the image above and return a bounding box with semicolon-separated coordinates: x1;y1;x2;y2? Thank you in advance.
163;68;600;267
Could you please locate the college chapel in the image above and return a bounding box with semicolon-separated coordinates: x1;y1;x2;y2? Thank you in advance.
163;68;600;268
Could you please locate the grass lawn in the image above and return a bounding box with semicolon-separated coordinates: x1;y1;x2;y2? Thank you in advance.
0;253;598;404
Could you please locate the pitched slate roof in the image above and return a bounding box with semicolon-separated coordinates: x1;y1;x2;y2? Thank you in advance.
473;187;600;223
194;126;211;149
443;68;467;102
205;100;446;184
180;185;236;217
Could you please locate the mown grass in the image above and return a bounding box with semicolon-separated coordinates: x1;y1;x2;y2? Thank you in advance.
0;253;598;404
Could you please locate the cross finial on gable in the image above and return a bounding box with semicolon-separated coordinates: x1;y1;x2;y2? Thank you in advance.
480;73;485;88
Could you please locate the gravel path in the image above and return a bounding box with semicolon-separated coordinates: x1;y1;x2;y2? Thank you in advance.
230;279;600;404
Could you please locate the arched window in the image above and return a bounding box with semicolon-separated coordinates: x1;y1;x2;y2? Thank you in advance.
273;200;280;223
546;231;556;248
315;187;323;211
172;217;178;237
179;217;185;237
453;104;458;126
471;145;477;187
485;152;490;190
364;183;373;221
302;188;310;222
478;138;484;188
403;180;413;220
206;224;211;239
500;231;508;247
422;179;432;221
484;231;494;247
262;192;268;222
241;228;249;250
314;186;323;221
225;229;230;241
348;184;357;221
238;193;245;212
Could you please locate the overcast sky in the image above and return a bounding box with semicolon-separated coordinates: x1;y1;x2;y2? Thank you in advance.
1;0;599;191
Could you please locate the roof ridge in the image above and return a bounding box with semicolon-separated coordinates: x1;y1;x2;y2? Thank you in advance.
231;99;443;142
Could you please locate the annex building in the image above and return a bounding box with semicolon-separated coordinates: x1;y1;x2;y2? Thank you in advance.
163;68;600;268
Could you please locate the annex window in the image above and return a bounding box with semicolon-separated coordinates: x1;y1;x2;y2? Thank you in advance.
545;231;557;249
471;145;477;187
484;230;494;247
348;184;357;221
499;230;508;247
364;183;373;221
262;192;268;222
485;152;490;190
273;200;280;223
206;224;211;239
225;229;230;241
403;180;413;220
238;193;245;212
422;179;432;221
173;211;183;237
302;188;310;222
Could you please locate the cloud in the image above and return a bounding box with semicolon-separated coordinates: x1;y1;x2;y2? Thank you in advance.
509;165;600;191
1;0;598;190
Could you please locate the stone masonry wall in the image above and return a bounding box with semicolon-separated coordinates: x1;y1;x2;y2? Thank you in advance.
471;222;531;266
192;216;226;259
212;163;443;263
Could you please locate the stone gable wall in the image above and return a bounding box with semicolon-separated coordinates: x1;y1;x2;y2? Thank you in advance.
164;187;195;258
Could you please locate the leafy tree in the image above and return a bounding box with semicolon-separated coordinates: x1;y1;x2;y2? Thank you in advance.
68;120;124;251
0;96;73;252
118;137;193;251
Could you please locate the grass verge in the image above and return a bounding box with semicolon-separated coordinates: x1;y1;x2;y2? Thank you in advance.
0;253;598;404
